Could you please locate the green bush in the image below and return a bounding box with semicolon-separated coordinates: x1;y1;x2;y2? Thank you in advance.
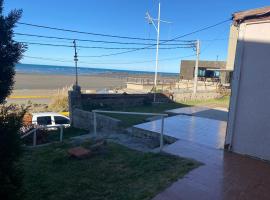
0;105;26;200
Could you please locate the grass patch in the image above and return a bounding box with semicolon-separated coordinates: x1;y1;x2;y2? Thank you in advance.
22;127;88;146
47;127;88;141
21;142;200;200
84;96;230;127
181;96;230;108
103;102;187;127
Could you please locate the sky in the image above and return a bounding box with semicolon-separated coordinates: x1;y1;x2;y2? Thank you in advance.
4;0;270;73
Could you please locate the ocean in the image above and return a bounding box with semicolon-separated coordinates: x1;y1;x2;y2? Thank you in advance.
16;63;178;77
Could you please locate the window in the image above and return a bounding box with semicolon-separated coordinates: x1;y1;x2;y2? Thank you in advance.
198;68;206;77
37;116;52;125
214;71;220;78
54;116;70;125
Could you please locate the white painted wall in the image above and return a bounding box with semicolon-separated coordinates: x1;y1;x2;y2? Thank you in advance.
227;21;270;160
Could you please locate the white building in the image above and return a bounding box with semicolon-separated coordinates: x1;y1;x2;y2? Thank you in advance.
225;6;270;161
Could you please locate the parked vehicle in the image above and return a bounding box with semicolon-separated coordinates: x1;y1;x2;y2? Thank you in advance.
31;112;70;128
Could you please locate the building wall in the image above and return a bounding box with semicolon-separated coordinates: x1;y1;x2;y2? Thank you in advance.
180;60;227;80
226;20;270;160
226;25;239;70
180;62;194;80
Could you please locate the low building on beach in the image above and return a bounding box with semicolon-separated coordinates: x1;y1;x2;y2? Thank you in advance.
180;60;233;84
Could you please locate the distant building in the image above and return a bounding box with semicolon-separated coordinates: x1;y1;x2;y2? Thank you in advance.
180;60;232;84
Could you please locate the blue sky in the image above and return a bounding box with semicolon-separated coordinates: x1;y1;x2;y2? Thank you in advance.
4;0;270;72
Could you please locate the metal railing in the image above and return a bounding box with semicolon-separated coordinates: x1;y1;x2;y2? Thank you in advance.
21;125;64;146
92;110;168;152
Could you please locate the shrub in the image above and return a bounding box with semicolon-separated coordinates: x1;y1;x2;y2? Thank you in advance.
49;86;71;112
0;104;27;200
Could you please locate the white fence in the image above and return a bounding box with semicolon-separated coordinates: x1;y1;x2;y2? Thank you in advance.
92;110;168;151
21;125;64;146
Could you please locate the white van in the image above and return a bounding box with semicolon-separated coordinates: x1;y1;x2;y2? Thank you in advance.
32;112;70;128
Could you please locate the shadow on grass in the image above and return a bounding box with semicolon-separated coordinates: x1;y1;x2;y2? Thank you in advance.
21;142;201;200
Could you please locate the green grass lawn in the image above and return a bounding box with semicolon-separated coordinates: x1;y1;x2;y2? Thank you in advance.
102;102;187;127
47;127;88;141
180;95;230;108
23;127;88;146
101;96;229;127
22;142;200;200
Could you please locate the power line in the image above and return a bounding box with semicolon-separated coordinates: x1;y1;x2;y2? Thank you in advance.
18;41;195;50
18;22;187;42
19;18;231;58
24;55;73;63
15;32;194;45
23;53;196;65
74;18;231;58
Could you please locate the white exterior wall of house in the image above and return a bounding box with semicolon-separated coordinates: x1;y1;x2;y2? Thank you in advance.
226;20;270;160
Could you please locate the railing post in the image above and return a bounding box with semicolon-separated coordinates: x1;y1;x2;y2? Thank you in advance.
60;126;63;142
160;116;164;152
33;129;37;146
93;111;97;137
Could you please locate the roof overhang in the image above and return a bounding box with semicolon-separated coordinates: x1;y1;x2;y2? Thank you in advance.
233;6;270;25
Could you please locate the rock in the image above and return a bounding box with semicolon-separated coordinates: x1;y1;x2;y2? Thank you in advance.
68;147;91;159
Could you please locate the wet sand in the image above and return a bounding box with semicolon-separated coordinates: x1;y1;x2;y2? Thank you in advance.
14;73;127;91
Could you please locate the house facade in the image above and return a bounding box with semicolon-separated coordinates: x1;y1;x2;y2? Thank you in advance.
225;6;270;161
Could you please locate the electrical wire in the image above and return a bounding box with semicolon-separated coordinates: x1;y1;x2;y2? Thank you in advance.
78;19;231;58
18;22;188;42
18;41;195;50
15;32;194;45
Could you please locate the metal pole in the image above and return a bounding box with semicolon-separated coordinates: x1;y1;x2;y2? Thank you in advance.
193;40;200;94
93;112;97;137
60;126;63;142
73;40;78;87
160;116;164;152
33;129;37;146
154;2;161;102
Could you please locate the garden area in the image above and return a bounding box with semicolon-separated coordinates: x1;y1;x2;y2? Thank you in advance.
91;96;230;127
21;141;200;200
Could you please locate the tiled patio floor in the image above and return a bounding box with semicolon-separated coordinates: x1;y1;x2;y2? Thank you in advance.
152;140;270;200
166;106;228;121
134;115;227;149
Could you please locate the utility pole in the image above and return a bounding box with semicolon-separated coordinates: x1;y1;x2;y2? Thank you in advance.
146;2;171;102
153;2;161;102
193;40;200;94
73;40;78;87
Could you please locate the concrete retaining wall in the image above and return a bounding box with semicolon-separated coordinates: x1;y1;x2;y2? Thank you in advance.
132;126;177;144
174;92;223;102
72;108;121;131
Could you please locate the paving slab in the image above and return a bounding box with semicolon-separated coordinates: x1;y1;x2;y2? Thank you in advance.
152;139;270;200
166;106;209;115
134;115;227;149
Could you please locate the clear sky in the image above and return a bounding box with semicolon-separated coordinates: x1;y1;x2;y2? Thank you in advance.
4;0;270;73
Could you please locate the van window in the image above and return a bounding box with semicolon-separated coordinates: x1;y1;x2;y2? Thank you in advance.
54;116;70;125
37;116;52;125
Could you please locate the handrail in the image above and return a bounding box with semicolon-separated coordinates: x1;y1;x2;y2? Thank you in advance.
21;128;37;139
92;110;168;152
21;125;64;146
92;110;168;117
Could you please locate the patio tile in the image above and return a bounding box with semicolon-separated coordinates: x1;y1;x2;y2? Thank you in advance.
152;139;270;200
166;106;209;115
134;115;227;149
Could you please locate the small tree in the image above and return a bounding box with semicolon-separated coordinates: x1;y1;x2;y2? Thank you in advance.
0;0;27;199
0;0;26;103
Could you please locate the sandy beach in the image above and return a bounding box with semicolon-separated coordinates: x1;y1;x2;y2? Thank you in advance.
14;73;127;91
7;73;127;104
8;72;178;105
